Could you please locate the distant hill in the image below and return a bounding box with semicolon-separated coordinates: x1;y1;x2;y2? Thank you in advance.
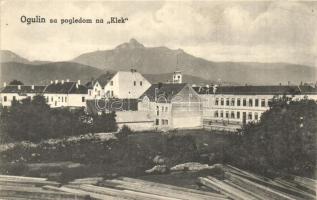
72;39;316;85
0;50;50;65
0;62;209;86
0;62;103;85
1;50;30;64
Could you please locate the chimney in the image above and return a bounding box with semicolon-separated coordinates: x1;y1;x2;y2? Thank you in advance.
76;83;79;88
31;85;34;90
50;80;53;84
61;80;64;84
66;79;70;82
55;80;58;84
3;82;6;87
18;85;21;90
206;84;210;88
77;80;81;85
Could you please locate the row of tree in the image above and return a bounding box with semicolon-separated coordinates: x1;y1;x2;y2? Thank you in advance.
224;96;317;178
0;95;117;142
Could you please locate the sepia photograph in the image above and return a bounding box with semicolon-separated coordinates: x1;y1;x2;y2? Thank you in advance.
0;0;316;199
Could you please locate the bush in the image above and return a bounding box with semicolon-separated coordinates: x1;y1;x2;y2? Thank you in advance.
0;95;118;142
116;125;133;139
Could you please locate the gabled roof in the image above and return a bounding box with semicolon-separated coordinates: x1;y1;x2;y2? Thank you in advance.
1;85;46;94
193;85;317;95
140;83;187;102
94;73;116;87
44;82;88;94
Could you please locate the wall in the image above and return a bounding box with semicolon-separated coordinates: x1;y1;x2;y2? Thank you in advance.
116;111;154;131
116;71;151;99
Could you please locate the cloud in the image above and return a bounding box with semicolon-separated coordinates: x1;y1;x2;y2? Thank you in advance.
0;1;316;66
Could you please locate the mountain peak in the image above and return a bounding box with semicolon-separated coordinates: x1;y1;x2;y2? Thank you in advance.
115;38;145;50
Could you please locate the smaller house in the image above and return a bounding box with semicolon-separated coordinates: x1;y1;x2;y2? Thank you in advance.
0;83;46;107
139;83;202;130
44;80;88;108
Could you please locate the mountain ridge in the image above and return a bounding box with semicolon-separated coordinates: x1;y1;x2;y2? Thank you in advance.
1;39;316;85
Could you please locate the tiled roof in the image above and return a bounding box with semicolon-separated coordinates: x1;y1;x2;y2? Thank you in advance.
44;82;88;94
1;85;46;94
85;81;94;89
94;73;116;87
193;85;317;95
140;83;187;102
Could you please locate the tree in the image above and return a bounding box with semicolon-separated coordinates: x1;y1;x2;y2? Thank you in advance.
230;97;317;177
92;111;118;133
9;80;24;85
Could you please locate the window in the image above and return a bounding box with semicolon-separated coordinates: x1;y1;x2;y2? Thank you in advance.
255;99;259;107
51;97;53;102
156;119;159;125
165;120;168;125
65;97;67;102
111;91;114;97
231;98;235;106
89;91;92;96
231;111;235;118
110;81;113;86
225;111;229;118
82;97;85;102
13;96;16;101
226;98;229;106
178;75;180;79
161;119;164;125
140;81;142;86
220;111;224;118
61;97;63;102
3;96;7;102
237;111;240;119
255;112;259;120
243;98;247;106
248;112;252;120
249;99;253;107
268;99;272;107
215;98;219;106
261;99;266;107
156;106;159;116
221;98;224;106
162;107;164;112
237;98;241;106
214;111;219;118
134;81;136;86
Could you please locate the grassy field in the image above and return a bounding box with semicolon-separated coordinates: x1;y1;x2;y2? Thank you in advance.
0;129;233;183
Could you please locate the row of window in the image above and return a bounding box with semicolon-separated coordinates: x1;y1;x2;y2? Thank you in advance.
214;110;259;120
155;119;169;125
215;97;268;107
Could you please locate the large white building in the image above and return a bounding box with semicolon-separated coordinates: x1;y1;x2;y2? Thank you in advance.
86;70;151;99
193;85;317;131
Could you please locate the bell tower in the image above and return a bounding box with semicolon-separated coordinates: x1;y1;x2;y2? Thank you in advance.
173;71;182;84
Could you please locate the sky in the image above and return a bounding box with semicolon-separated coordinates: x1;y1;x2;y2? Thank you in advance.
1;0;317;67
